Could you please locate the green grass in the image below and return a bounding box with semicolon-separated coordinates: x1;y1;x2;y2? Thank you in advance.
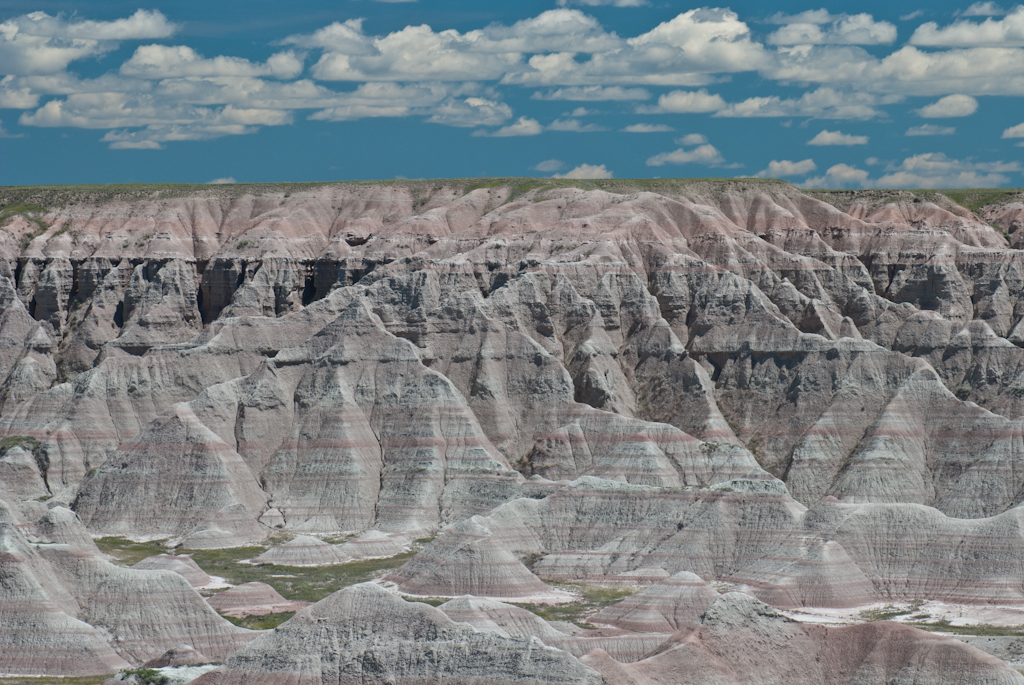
914;620;1024;637
510;582;637;629
96;536;418;603
95;536;172;566
221;611;296;630
859;601;924;622
0;435;41;456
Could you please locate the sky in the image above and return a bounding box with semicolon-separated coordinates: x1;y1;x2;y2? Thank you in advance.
1;0;1023;188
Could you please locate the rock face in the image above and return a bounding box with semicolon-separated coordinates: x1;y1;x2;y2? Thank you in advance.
7;181;1024;678
581;593;1024;685
193;583;602;685
206;582;310;618
590;570;720;632
0;498;257;673
133;555;212;587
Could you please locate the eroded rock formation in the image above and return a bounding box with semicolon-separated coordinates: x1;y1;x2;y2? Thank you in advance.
5;180;1024;679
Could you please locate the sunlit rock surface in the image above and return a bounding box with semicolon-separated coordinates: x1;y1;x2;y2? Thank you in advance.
5;180;1024;680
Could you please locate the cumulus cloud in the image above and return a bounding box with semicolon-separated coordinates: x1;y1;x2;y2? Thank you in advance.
801;153;1019;188
1002;122;1024;137
0;74;38;108
640;88;726;113
120;45;303;80
0;9;176;75
534;159;564;172
426;97;512;127
473;116;542;137
800;163;872;188
676;133;707;145
910;6;1024;46
755;158;817;177
768;13;897;46
547;118;604;132
622;123;673;132
916;93;978;117
807;129;869;145
505;9;767;87
646;143;724;166
767;43;1024;96
552;163;614;178
961;2;1007;16
531;85;650;100
906;124;955;135
715;88;891;119
285;10;624;83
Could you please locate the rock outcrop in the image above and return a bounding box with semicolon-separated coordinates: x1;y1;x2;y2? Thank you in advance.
193;583;602;685
206;582;309;618
7;181;1024;679
581;592;1024;685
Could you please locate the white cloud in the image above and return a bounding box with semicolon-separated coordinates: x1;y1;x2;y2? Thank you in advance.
676;133;707;145
916;93;978;117
426;97;512;127
807;129;869;145
568;107;595;116
0;10;176;75
208;177;237;184
640;88;726;113
286;9;624;83
715;88;890;119
875;152;1018;187
505;9;767;87
473;116;542;137
801;163;872;188
121;45;303;79
767;43;1024;96
901;11;925;21
646;143;724;166
755;158;817;177
552;163;614;178
547;118;604;132
0;75;38;108
534;159;564;172
769;13;897;46
801;153;1020;188
531;85;650;101
622;123;673;132
911;6;1024;46
1002;122;1024;137
307;82;456;121
962;2;1007;16
906;124;956;135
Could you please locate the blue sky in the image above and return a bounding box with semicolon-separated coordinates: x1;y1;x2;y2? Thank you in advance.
1;0;1022;187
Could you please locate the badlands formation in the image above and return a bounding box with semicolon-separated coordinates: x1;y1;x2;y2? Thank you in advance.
2;178;1024;682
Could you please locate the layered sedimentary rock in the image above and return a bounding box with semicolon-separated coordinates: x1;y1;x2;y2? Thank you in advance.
581;593;1024;685
6;181;1024;677
193;583;602;685
206;582;309;618
0;498;257;672
133;555;212;587
590;570;720;632
438;596;668;663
